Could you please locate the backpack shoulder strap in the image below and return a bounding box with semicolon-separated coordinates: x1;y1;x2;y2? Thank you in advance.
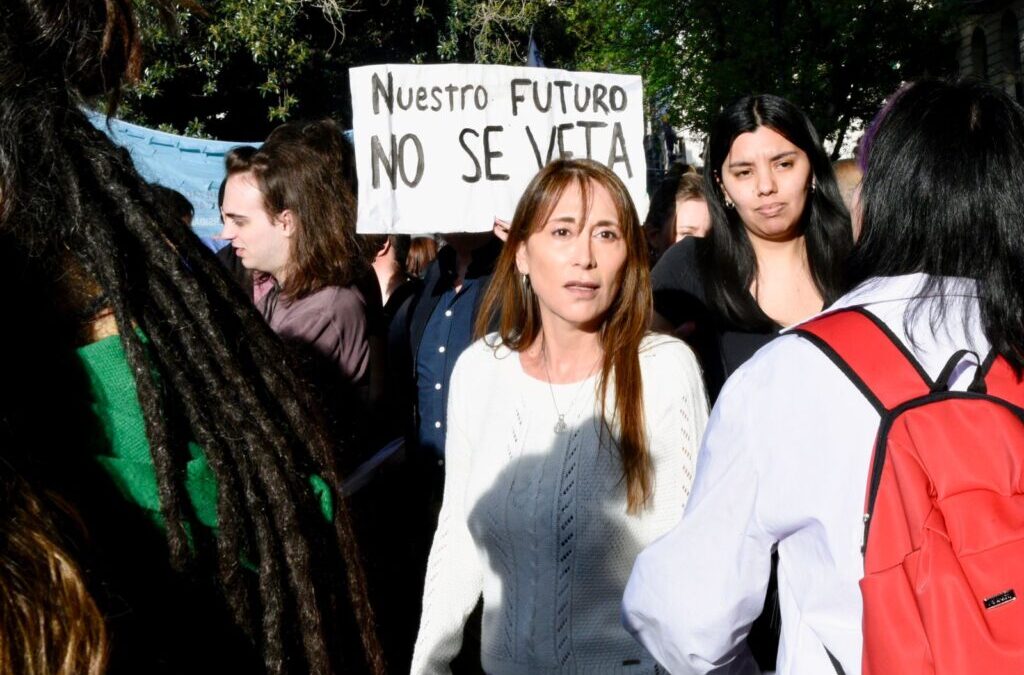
977;350;1024;408
792;307;932;414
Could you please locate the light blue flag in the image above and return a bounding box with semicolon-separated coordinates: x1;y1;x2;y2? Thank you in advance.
87;110;260;250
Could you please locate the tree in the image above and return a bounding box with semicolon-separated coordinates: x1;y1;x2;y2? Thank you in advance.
125;0;446;139
125;0;576;140
436;0;577;66
566;0;963;157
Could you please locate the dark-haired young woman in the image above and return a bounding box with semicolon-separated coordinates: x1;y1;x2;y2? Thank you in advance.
651;94;852;401
0;1;381;673
411;159;707;674
626;79;1024;674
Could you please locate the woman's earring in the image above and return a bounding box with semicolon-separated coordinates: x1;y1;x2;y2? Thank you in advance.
810;179;817;194
520;273;531;295
716;173;735;209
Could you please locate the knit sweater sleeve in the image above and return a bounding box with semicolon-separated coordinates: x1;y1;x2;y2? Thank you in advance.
644;336;710;525
410;355;485;675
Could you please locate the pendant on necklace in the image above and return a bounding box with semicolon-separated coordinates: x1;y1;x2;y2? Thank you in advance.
554;415;568;433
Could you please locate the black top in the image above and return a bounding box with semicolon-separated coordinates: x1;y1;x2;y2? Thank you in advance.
651;237;781;402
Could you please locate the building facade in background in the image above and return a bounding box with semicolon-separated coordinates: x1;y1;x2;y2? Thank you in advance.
959;1;1024;102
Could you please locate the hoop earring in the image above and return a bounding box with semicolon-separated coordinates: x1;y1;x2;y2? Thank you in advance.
723;195;736;209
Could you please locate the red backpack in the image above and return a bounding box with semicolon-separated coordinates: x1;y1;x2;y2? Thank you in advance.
794;307;1024;674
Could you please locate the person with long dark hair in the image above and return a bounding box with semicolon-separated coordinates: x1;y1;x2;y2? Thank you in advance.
0;1;382;673
410;159;707;674
624;79;1024;674
221;120;388;464
651;94;852;400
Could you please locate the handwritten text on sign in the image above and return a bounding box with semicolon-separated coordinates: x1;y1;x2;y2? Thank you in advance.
350;64;647;234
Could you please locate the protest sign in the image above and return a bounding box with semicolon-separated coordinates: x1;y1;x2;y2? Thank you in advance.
350;64;648;234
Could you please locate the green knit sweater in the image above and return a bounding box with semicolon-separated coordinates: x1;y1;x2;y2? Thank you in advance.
77;334;333;530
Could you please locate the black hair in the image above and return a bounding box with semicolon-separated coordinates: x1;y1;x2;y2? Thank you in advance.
848;79;1024;372
700;94;852;330
643;163;687;264
151;184;195;225
0;1;382;672
362;234;413;274
389;234;412;273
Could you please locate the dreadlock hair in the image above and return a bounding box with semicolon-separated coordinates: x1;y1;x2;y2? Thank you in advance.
152;184;196;226
0;1;383;673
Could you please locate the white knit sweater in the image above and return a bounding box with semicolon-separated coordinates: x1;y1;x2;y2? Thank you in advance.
411;333;708;674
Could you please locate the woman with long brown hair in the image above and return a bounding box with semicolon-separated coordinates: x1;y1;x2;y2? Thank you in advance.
410;159;708;674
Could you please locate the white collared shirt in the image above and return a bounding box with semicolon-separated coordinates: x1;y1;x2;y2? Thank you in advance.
622;274;987;674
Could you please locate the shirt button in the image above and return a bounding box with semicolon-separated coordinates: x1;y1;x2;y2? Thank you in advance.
434;383;442;390
434;421;442;429
438;346;446;353
445;309;453;317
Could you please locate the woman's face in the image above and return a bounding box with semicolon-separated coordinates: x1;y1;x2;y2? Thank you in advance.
516;180;628;334
719;126;813;242
673;198;711;242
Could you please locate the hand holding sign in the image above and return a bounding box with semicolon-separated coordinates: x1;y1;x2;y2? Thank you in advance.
350;64;647;234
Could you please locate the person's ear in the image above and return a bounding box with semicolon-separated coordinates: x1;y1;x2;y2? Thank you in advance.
278;209;296;238
714;172;735;209
514;241;529;276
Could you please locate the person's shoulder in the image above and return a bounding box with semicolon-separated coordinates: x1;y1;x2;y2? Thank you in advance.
651;237;706;302
456;333;512;365
639;333;702;378
450;334;516;387
718;329;829;397
639;331;694;357
282;286;366;329
317;286;370;315
652;237;701;279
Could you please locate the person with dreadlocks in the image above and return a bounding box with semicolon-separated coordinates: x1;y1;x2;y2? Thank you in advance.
0;1;383;673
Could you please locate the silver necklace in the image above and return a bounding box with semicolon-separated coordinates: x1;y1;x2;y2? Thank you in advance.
541;345;597;434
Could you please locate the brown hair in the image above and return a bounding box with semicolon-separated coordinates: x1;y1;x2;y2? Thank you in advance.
675;170;706;203
475;159;654;513
225;119;367;300
643;166;707;263
0;472;107;675
406;236;438;278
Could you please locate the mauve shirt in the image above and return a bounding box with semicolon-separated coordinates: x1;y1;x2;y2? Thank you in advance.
258;283;370;385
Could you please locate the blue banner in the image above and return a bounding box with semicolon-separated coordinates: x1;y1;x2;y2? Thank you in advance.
88;111;259;250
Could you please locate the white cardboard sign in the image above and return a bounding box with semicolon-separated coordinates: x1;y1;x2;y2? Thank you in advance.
350;63;648;234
